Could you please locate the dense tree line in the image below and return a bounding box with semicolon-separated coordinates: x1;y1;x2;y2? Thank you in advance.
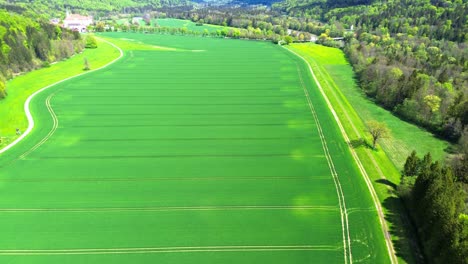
398;139;468;262
0;9;83;98
103;20;287;43
345;33;467;140
156;5;330;40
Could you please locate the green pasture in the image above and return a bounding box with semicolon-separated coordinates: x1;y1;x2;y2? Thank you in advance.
0;34;389;263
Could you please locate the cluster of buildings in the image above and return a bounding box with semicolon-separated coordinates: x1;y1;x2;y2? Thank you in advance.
50;11;93;32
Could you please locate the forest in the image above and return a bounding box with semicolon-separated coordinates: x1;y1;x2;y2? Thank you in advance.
0;9;83;98
0;0;190;18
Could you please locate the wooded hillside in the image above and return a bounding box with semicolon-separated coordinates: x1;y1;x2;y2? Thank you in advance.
274;0;467;141
0;10;83;98
0;0;190;17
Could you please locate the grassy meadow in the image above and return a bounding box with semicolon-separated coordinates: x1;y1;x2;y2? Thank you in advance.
0;33;390;263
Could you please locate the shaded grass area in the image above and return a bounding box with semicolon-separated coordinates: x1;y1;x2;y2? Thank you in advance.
0;38;121;145
0;33;389;263
98;36;179;51
156;18;232;33
287;43;431;263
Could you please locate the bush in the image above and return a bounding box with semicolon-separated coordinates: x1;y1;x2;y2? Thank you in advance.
42;61;51;68
85;35;98;49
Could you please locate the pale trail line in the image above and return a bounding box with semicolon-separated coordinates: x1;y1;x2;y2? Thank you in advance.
295;64;352;264
0;245;341;256
0;38;124;156
285;47;398;264
0;205;338;213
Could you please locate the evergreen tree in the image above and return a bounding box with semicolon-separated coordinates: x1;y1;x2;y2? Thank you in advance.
403;150;419;176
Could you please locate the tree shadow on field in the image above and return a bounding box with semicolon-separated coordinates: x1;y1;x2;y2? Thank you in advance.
382;196;426;264
349;138;372;149
376;178;397;190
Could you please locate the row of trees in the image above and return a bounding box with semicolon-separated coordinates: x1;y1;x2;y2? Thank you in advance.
105;22;293;44
0;9;84;99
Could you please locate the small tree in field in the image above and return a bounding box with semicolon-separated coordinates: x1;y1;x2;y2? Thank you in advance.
83;57;90;71
0;79;7;99
367;120;390;149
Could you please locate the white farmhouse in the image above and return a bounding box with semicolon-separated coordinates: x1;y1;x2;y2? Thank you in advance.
63;13;93;32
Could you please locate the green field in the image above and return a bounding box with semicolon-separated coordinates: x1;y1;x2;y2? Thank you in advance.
0;33;390;263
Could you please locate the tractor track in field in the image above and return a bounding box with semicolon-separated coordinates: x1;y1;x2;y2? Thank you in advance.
18;92;59;159
0;205;338;213
0;245;341;255
285;46;398;264
295;64;352;264
32;153;327;160
0;175;332;182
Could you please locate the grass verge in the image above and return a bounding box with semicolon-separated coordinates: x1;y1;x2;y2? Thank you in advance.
286;43;433;263
0;37;121;146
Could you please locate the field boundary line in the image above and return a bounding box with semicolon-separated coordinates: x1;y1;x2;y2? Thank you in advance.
0;175;331;182
0;205;339;213
284;46;397;264
0;245;341;255
0;38;124;156
295;64;352;264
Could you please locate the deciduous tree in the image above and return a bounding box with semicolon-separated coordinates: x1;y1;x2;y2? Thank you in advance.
366;120;390;149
